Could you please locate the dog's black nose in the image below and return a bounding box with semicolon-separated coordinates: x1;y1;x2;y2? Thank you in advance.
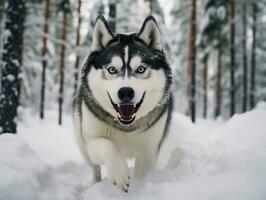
118;87;134;102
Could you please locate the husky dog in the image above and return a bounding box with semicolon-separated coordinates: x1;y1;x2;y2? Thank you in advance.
73;15;172;192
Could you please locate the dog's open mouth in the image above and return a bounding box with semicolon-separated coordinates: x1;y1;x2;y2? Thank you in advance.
107;92;145;125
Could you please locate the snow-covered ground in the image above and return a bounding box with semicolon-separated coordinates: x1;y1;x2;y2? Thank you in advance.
1;103;266;200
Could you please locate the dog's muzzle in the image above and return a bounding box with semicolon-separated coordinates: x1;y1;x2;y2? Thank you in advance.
107;92;145;125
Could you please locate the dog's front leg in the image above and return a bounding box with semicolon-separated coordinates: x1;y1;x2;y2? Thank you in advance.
86;138;130;191
134;149;158;179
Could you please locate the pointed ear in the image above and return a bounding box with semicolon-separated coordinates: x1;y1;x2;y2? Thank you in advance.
91;15;114;52
137;16;162;50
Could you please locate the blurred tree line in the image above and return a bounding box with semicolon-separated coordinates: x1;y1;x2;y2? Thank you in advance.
0;0;266;133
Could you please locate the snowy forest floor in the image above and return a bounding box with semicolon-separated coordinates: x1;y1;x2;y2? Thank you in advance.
1;103;266;200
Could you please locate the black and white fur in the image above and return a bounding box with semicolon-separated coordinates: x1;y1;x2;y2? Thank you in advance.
73;15;173;192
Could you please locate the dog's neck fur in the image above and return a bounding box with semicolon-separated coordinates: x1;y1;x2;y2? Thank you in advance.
79;84;169;133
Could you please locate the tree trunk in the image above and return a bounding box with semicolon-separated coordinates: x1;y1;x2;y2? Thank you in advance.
229;0;235;116
203;56;208;118
250;1;257;109
74;0;81;94
108;0;116;32
187;0;197;123
40;0;50;119
215;48;222;118
0;0;25;134
17;5;26;102
58;10;68;125
242;0;247;112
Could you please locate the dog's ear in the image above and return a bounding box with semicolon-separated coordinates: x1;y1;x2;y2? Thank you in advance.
137;16;162;51
91;15;114;52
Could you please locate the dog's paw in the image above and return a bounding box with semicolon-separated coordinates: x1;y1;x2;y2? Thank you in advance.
105;154;130;192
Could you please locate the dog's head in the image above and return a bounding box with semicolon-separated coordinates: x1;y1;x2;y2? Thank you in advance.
82;15;171;126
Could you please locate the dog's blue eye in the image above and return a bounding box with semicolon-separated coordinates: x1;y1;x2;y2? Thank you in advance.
136;66;146;74
107;66;117;74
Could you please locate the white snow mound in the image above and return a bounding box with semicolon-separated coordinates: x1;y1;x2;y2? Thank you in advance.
0;106;266;200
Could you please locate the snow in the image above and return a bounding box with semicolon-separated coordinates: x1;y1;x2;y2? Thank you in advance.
217;6;226;20
1;105;266;200
11;59;20;67
3;30;11;38
6;74;15;82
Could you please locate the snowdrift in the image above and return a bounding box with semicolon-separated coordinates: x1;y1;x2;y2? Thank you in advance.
0;104;266;200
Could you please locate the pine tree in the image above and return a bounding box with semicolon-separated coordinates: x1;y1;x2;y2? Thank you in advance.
0;0;26;134
198;0;229;118
250;0;257;109
215;48;222;117
202;55;208;118
57;0;71;125
73;0;81;94
255;0;266;103
187;0;197;122
198;11;209;119
40;0;51;119
17;0;28;101
19;0;49;111
215;1;228;118
229;0;235;116
241;0;247;112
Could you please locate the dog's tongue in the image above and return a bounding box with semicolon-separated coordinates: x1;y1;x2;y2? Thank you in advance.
118;104;135;118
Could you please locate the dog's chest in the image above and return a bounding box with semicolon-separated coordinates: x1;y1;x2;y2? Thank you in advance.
81;103;167;156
